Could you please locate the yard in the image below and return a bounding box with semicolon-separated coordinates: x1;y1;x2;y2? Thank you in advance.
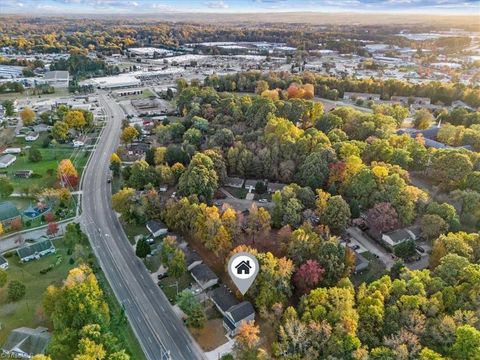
352;251;387;286
158;273;193;303
0;239;75;346
2;134;90;192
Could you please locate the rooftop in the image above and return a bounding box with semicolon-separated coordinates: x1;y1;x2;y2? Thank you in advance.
2;326;51;356
0;201;20;221
226;301;255;323
190;264;218;283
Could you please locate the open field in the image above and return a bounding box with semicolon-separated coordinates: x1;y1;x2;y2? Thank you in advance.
352;252;387;286
0;88;70;102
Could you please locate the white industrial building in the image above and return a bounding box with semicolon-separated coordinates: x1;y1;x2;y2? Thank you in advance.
128;47;173;58
43;70;70;88
0;65;24;79
80;74;141;89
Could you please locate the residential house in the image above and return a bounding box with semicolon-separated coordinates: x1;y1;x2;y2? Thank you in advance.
14;170;33;178
209;286;239;316
223;301;255;336
17;240;56;263
354;251;369;273
224;177;244;188
190;264;219;290
2;148;21;154
0;154;16;168
382;228;417;250
344;92;381;102
391;95;431;107
0;202;21;228
2;326;51;359
146;220;168;238
0;255;8;270
266;182;286;194
182;247;203;271
25;132;39;142
32;124;52;133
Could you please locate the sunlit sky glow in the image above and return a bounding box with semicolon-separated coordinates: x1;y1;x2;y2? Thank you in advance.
1;0;479;14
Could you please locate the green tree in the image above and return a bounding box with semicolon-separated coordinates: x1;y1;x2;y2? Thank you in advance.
178;153;218;202
322;195;351;233
135;238;151;258
168;249;186;278
52;121;69;141
420;214;448;241
0;269;7;288
8;280;26;302
2;100;15;116
28;147;42;162
451;325;480;360
0;178;14;198
414;109;434;130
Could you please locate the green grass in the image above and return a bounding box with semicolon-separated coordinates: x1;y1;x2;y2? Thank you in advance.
158;273;193;303
142;89;155;98
352;252;387;286
224;186;248;199
0;88;70;102
3;140;90;192
0;239;76;346
122;222;149;245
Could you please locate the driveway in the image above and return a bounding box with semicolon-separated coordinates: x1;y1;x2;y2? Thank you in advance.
346;227;395;270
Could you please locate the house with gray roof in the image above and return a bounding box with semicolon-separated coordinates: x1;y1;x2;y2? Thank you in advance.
2;326;51;359
0;154;16;168
209;285;239;316
382;229;416;250
0;255;8;270
44;70;70;88
354;251;369;273
17;240;56;263
146;220;168;238
223;301;255;336
190;264;218;290
0;201;21;228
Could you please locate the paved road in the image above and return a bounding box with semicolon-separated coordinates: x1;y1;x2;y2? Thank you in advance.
347;227;394;270
80;93;205;360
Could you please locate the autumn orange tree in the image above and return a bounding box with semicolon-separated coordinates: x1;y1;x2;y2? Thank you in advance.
20;106;35;125
57;159;79;188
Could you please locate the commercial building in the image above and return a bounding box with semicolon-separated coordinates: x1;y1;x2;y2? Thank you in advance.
81;74;141;89
0;65;24;79
43;71;70;88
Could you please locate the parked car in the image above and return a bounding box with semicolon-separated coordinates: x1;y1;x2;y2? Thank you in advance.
157;273;168;281
358;223;369;231
107;177;112;183
258;198;268;203
349;244;361;250
416;246;425;254
214;201;222;206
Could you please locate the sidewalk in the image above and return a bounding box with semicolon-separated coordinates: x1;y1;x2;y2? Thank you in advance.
205;338;234;360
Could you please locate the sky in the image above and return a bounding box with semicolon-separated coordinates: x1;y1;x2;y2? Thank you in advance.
1;0;479;14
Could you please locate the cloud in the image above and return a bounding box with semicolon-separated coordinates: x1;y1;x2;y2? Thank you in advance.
205;0;229;9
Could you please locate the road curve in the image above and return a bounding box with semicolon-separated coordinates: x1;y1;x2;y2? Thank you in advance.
80;93;205;360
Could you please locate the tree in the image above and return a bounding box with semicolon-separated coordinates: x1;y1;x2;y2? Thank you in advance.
451;325;480;360
367;202;400;237
429;151;473;189
245;204;271;244
8;280;26;302
135;238;151;258
57;159;79;187
0;178;14;198
413;109;433;130
64;110;86;131
168;249;186;278
52;121;69;141
120;126;139;146
20;106;35;125
47;221;59;237
111;188;136;223
394;240;416;260
233;321;261;360
293;260;325;294
296;150;332;190
0;268;7;288
176;289;206;328
430;232;479;268
28;147;42;162
110;153;121;177
3;100;15;116
420;214;448;241
255;80;269;94
178;153;218;202
322;195;351;233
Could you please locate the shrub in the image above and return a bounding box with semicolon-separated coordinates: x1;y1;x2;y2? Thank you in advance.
7;280;26;302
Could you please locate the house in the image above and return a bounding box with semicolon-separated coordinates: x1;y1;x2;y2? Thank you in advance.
32;124;52;133
224;176;244;188
2;326;51;359
209;285;239;316
344;92;381;102
266;182;286;193
0;154;16;168
43;70;70;88
244;179;259;191
129;142;150;155
235;260;252;275
451;100;474;111
146;220;168;238
0;202;21;228
391;96;431;107
25;132;39;142
382;229;417;250
14;170;33;178
0;255;8;270
17;240;56;263
354;251;369;273
223;301;255;336
2;147;21;154
190;264;219;290
182;247;203;271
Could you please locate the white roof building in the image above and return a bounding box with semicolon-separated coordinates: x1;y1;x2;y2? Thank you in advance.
43;71;70;88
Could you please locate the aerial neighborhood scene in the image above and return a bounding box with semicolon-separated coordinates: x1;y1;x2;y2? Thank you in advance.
0;0;479;359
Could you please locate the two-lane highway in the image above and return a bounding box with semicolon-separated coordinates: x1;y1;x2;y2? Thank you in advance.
80;93;205;360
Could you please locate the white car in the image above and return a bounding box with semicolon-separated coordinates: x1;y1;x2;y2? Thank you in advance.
258;199;268;203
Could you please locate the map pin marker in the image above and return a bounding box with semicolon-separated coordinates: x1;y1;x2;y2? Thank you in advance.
228;252;259;295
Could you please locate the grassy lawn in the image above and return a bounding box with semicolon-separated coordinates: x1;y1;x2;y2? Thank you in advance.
158;273;193;303
3;139;90;192
142;89;155;98
0;88;70;102
0;239;75;346
122;222;149;245
223;186;248;199
352;252;387;286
